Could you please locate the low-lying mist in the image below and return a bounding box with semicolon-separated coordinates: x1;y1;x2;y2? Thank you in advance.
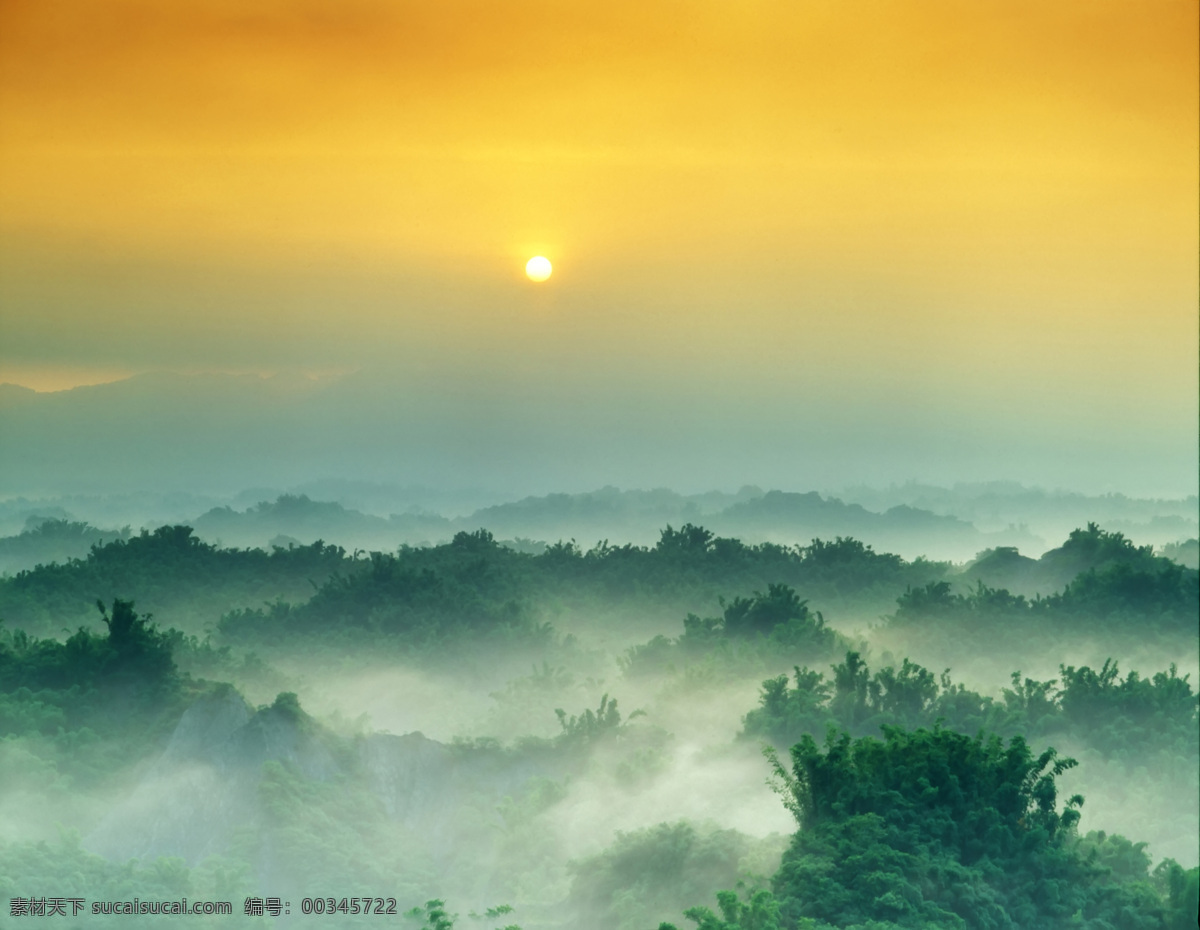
0;493;1195;928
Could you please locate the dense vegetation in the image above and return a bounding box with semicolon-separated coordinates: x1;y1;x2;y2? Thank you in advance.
913;525;1198;638
0;598;192;792
5;523;1190;658
0;526;350;637
0;518;130;577
0;520;1195;928
0;524;955;639
742;652;1198;765
759;728;1190;929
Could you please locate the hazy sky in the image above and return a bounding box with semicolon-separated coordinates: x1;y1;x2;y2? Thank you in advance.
1;1;1197;495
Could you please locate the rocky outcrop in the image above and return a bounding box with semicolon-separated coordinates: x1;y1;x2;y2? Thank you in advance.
85;688;338;863
359;731;455;823
86;689;570;867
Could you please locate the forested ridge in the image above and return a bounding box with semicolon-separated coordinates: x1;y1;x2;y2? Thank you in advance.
1;524;951;638
0;522;1196;928
4;522;1192;644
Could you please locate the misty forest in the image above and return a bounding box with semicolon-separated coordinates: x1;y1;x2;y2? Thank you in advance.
2;1;1198;928
0;486;1196;929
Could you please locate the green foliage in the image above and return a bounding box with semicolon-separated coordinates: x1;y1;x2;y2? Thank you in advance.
670;888;785;930
743;653;1198;769
0;597;198;794
768;726;1168;929
0;598;175;696
0;521;952;661
721;584;819;639
545;694;666;781
0;833;260;928
407;900;457;930
0;526;349;637
254;523;942;645
0;518;130;576
1075;830;1153;883
892;535;1198;642
567;822;785;930
622;585;840;680
1045;523;1158;579
0;520;1194;930
1152;859;1200;930
1056;660;1199;762
481;662;590;737
657;524;718;558
403;899;521;930
217;545;549;655
1156;538;1198;570
1058;559;1198;623
554;693;624;744
744;652;1016;750
270;690;305;721
963;523;1183;600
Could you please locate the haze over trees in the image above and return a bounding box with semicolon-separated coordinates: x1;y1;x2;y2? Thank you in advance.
3;0;1196;924
0;492;1196;928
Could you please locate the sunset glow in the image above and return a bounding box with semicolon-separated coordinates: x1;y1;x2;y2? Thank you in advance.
0;0;1195;492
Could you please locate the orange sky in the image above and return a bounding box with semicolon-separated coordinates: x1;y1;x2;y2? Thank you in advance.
0;0;1196;489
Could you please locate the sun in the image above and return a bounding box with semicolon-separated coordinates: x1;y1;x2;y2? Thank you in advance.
525;256;552;282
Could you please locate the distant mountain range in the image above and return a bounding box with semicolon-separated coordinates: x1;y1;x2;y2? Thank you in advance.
2;372;1196;567
0;486;1069;571
6;370;1197;508
167;487;1038;562
2;481;1197;577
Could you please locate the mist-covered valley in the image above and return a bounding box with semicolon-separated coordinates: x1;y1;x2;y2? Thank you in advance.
3;1;1198;926
1;486;1196;929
